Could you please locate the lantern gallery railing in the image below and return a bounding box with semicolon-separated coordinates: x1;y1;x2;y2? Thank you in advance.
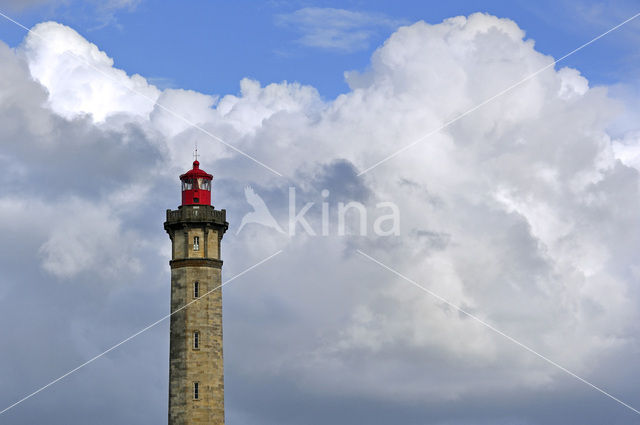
166;206;227;225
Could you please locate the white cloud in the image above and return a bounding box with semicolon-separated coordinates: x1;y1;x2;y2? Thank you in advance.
613;131;640;171
20;21;160;122
276;7;407;52
2;11;640;423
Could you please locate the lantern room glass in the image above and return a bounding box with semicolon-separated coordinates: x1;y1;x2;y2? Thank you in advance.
197;178;210;190
182;178;210;191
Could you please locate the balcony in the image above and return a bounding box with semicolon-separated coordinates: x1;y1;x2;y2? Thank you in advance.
165;205;227;227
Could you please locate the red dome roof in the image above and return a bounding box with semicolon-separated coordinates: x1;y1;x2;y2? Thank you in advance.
180;160;212;180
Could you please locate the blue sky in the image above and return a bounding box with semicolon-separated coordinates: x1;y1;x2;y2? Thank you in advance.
2;0;639;99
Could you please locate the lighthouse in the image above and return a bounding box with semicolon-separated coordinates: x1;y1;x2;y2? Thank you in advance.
164;158;228;424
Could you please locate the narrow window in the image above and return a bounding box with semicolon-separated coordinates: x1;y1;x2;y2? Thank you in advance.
193;331;200;349
193;281;199;298
193;382;199;399
193;236;200;251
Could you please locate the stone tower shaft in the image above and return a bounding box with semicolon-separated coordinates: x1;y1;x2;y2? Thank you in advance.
165;203;228;425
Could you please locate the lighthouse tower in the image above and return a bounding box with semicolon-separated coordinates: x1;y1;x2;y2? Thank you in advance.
164;158;228;424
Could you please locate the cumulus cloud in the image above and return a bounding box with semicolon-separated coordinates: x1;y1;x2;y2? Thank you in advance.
21;21;160;122
613;131;640;171
1;12;640;425
38;197;144;278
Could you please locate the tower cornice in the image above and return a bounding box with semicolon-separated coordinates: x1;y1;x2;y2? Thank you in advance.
164;205;229;235
169;258;223;269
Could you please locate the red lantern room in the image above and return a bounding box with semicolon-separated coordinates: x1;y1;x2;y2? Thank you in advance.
180;160;213;206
